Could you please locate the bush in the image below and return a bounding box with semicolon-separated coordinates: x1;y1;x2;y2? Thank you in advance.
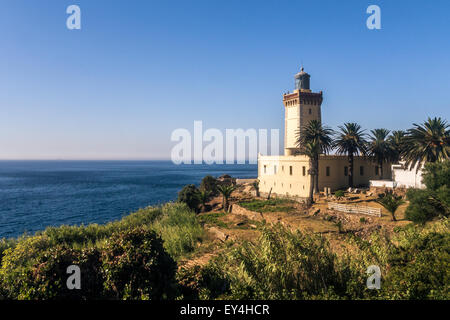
0;203;201;300
178;184;200;212
177;264;228;300
405;189;441;223
37;206;163;248
405;160;450;223
421;161;450;191
381;222;450;299
0;236;103;300
199;175;218;196
334;190;345;198
102;227;177;300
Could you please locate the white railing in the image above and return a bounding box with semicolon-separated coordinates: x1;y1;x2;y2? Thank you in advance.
328;202;382;217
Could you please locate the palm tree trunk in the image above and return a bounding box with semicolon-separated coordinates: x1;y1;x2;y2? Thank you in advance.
380;162;384;179
308;159;314;205
348;153;354;188
314;157;319;194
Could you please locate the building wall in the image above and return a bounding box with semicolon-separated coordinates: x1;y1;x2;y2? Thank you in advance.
391;163;424;188
283;89;322;156
258;154;392;199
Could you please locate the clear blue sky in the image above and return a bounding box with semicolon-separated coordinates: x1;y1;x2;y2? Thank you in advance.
0;0;449;160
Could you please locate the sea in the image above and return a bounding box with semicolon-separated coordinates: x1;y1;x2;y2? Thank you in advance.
0;161;257;239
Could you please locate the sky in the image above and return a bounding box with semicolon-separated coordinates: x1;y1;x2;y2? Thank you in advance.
0;0;449;160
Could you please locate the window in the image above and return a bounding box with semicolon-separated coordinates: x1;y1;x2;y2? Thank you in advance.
302;166;306;176
344;166;348;176
274;165;277;174
289;166;293;175
326;166;330;177
360;166;364;176
264;165;267;174
308;108;312;114
375;166;379;175
282;166;284;172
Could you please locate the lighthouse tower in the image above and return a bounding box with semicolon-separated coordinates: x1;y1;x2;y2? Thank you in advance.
283;68;323;155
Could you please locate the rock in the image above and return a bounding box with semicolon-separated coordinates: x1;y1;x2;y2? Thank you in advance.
208;227;229;242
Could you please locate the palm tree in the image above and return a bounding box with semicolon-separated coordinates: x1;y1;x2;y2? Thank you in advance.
217;185;236;212
402;117;450;170
298;141;320;205
388;130;406;163
376;191;405;221
368;128;395;179
333;123;368;188
296;120;334;193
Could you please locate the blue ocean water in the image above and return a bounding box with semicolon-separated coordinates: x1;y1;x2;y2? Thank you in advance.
0;161;257;239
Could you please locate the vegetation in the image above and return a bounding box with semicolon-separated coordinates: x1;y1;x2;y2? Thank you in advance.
239;198;296;213
333;123;368;188
199;175;219;196
376;191;405;221
217;185;236;212
178;184;201;212
368;128;395;179
178;220;449;300
334;190;345;199
405;160;450;223
196;190;212;212
402;117;449;170
388;130;405;163
0;203;202;300
296;120;334;194
252;179;260;197
297;141;320;204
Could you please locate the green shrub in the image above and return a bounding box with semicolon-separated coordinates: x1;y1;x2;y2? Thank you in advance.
178;184;200;212
381;221;450;299
37;206;163;248
421;161;450;191
334;190;345;198
405;189;440;223
177;264;228;300
199;175;219;196
405;160;450;223
102;227;177;300
0;236;103;300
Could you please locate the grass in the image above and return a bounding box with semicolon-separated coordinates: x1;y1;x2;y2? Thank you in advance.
239;198;297;213
0;202;204;263
198;212;229;228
